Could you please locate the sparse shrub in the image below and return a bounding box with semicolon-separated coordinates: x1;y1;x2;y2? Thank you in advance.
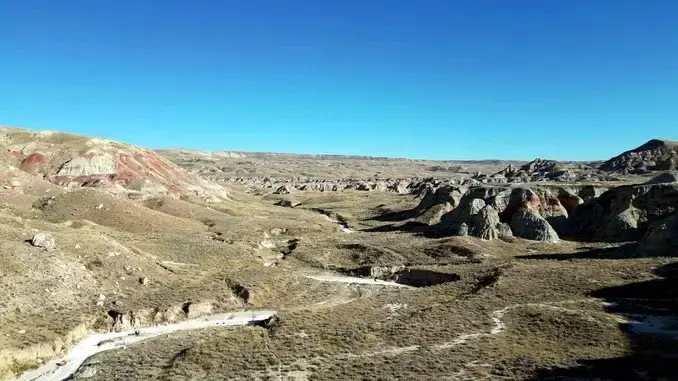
9;359;39;376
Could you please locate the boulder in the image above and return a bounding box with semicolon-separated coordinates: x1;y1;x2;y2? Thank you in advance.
416;202;453;225
456;222;469;236
388;181;410;194
275;200;301;208
497;222;513;237
439;198;486;234
30;232;56;249
273;185;293;195
471;205;501;240
510;206;559;243
416;185;466;212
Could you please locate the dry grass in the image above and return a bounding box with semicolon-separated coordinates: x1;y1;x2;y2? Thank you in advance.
0;171;674;380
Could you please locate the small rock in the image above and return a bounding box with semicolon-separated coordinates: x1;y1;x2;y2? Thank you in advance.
18;329;26;334
81;367;97;378
139;277;148;285
98;294;106;301
96;301;104;307
96;203;104;209
30;232;56;250
456;222;469;236
75;244;81;249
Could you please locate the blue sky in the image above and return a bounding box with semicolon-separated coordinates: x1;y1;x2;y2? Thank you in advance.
1;1;677;160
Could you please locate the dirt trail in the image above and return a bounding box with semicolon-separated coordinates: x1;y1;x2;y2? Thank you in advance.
12;284;622;381
11;310;276;381
305;273;411;287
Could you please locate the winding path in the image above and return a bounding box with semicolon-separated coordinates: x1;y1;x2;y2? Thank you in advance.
12;310;276;381
11;280;620;381
305;273;411;287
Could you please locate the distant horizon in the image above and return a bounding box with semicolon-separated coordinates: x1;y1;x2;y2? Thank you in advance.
2;1;677;161
2;122;657;164
155;144;603;164
1;121;669;163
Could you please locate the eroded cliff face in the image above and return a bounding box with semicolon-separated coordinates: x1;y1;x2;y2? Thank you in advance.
570;183;678;242
1;127;229;202
411;181;678;252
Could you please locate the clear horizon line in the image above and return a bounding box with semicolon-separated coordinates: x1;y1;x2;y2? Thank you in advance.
154;146;607;164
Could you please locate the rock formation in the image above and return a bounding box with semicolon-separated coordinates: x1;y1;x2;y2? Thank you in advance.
0;126;229;201
570;183;678;242
510;205;560;242
418;184;610;242
599;139;678;174
471;205;501;240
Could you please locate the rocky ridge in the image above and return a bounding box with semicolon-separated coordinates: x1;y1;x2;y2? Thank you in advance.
599;139;678;174
407;179;678;253
156;139;676;196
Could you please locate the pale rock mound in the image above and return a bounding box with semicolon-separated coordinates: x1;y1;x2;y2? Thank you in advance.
437;198;509;240
273;185;293;195
440;198;486;235
30;232;56;249
416;202;453;225
471;205;501;240
497;222;513;238
510;206;560;243
56;154;117;177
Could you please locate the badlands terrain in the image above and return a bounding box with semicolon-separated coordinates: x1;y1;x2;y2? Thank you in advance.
0;125;677;380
